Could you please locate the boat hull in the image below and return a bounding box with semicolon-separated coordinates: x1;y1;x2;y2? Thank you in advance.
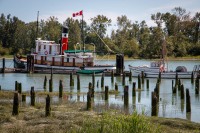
131;70;192;79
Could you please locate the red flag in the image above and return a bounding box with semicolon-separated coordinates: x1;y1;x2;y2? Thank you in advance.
72;10;83;17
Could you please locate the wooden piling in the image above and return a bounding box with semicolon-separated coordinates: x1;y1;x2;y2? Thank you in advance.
49;79;52;92
186;89;191;113
129;71;132;82
175;73;178;86
30;86;35;106
124;85;129;108
195;78;199;94
111;70;114;83
180;84;184;99
172;86;177;94
22;94;26;102
141;71;144;84
138;74;141;89
27;55;34;73
132;82;136;97
122;72;126;86
158;72;161;83
191;72;194;84
12;92;19;115
151;91;157;116
87;91;92;110
43;75;47;90
18;83;22;94
178;79;181;91
115;82;118;91
172;80;174;91
92;72;95;88
97;80;99;88
15;81;18;91
2;58;5;73
105;86;109;101
88;82;94;97
45;94;51;117
101;73;104;88
77;74;80;90
146;79;149;89
116;54;124;75
59;80;63;98
70;73;74;87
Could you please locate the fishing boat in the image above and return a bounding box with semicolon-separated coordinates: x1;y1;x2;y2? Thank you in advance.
129;38;194;79
13;23;116;73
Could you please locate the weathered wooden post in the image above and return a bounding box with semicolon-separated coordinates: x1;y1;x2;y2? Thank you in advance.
180;84;184;99
151;91;157;116
15;81;18;91
122;72;126;86
2;58;5;73
138;74;141;89
77;74;80;90
87;91;92;110
141;71;144;84
175;73;178;86
132;82;136;97
88;82;94;98
172;80;174;91
186;89;191;113
178;79;181;91
116;54;124;75
18;83;22;94
92;72;95;89
124;85;129;108
12;92;19;115
195;78;199;94
173;86;177;94
45;94;51;117
101;73;104;88
30;86;35;106
59;80;63;98
43;75;47;90
111;70;114;83
97;80;99;88
70;73;74;87
115;82;118;91
105;86;109;101
191;72;194;84
129;71;132;82
22;94;26;102
27;55;34;73
146;79;149;89
49;79;52;92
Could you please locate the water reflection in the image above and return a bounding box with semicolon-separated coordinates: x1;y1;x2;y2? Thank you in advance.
1;65;200;122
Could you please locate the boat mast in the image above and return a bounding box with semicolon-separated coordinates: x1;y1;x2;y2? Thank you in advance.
82;11;85;52
36;11;39;39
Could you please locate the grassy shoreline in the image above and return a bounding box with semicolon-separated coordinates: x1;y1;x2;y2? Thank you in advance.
0;90;200;133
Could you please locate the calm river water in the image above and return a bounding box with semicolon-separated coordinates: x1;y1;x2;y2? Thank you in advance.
0;59;200;123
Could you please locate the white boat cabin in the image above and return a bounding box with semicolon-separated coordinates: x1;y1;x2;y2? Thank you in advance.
31;39;94;67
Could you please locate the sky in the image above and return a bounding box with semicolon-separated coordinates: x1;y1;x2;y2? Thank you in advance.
0;0;199;35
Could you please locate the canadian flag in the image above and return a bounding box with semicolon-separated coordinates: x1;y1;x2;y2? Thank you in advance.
72;10;83;17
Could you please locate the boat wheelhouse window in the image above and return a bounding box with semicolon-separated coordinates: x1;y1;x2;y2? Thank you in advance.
67;58;69;62
44;45;46;49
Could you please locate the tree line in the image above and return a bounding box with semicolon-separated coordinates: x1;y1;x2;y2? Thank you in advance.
0;7;199;58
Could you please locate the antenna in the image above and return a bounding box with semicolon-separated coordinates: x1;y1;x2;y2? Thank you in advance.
36;11;39;39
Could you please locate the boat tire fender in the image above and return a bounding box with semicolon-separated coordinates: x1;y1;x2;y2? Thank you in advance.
44;51;48;55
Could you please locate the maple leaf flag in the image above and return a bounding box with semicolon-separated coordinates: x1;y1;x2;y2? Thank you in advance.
72;10;83;17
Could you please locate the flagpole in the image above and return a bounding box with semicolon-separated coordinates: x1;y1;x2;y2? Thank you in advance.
82;10;85;52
